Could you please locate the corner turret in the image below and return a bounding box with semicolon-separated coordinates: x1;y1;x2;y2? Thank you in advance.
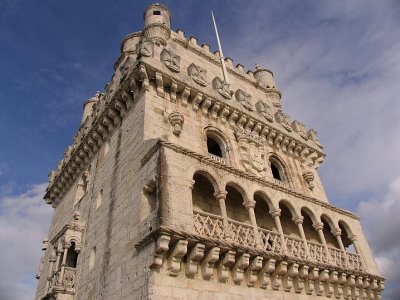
143;3;171;45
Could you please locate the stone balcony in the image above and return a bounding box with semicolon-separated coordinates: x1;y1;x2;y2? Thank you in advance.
193;210;362;271
44;267;76;299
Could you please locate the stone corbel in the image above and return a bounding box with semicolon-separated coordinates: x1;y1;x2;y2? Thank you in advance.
201;247;220;280
362;277;370;300
316;269;329;296
272;261;288;290
107;109;121;126
274;133;283;147
343;274;356;299
102;116;114;132
246;256;263;287
121;90;134;110
305;267;319;295
353;276;363;299
303;171;315;190
181;87;190;107
260;127;269;143
219;106;230;124
167;240;188;276
138;65;149;91
237;115;247;130
155;72;164;97
258;258;276;289
96;124;109;140
325;271;338;297
228;111;239;128
281;137;290;152
300;148;310;162
217;250;236;282
152;235;170;267
293;265;309;293
201;97;212;116
232;253;250;283
267;130;276;146
168;112;184;137
335;272;347;299
185;243;205;277
287;140;296;155
244;119;255;133
210;102;220;120
87;137;99;152
283;263;299;292
114;98;127;118
192;93;203;112
170;81;177;103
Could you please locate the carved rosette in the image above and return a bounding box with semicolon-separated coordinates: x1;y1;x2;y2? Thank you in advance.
161;49;181;72
275;110;292;132
188;63;207;86
235;89;254;111
236;129;267;177
212;77;232;99
292;121;308;140
135;39;154;57
255;100;273;122
168;112;184;136
302;171;314;190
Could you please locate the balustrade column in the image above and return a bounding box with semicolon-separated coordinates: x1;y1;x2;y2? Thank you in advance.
58;245;69;285
332;228;349;265
349;234;367;270
270;208;288;254
313;222;331;262
214;191;230;236
293;216;310;257
243;199;262;248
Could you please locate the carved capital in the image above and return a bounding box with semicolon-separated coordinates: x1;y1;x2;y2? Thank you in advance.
214;191;227;201
292;216;304;225
168;112;184;137
313;222;324;231
270;208;281;218
243;199;256;209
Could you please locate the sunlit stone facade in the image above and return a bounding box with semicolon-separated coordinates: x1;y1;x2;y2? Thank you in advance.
35;3;384;299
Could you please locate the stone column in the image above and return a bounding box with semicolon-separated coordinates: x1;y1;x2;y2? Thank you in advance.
243;199;262;248
349;234;367;270
332;228;349;266
58;245;69;285
270;208;288;254
293;216;310;257
214;191;230;237
313;222;330;262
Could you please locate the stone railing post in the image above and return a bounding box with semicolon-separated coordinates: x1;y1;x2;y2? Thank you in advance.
332;228;349;266
293;216;310;257
313;222;330;263
270;208;288;254
243;199;262;248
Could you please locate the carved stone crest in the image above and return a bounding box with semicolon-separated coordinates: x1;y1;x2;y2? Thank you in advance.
292;121;308;140
136;39;154;57
275;110;292;132
212;77;232;99
308;129;323;148
161;49;180;72
255;100;273;122
236;129;267;177
188;63;207;86
235;89;254;111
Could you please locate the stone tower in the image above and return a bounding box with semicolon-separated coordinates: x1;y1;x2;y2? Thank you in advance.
35;3;385;299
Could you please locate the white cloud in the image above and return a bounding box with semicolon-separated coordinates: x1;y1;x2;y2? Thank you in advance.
0;183;52;300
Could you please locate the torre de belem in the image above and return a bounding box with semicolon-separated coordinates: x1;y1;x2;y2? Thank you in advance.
35;4;385;300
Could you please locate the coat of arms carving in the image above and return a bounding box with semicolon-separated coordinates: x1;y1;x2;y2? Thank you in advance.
136;39;154;57
255;100;273;122
161;49;181;72
212;77;232;99
275;110;292;132
308;129;323;149
235;89;254;111
188;63;207;86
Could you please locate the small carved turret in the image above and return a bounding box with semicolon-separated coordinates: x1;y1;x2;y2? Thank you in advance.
81;92;100;123
254;64;282;108
143;3;171;45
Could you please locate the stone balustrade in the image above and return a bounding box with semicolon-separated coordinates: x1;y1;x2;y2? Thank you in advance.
45;267;77;297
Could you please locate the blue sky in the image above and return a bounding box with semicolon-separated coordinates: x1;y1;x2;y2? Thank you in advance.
1;1;400;299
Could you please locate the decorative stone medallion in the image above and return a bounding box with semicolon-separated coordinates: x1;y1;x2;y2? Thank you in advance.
212;77;232;99
136;39;154;57
275;110;292;132
161;49;180;72
188;63;207;86
235;89;254;111
255;100;273;122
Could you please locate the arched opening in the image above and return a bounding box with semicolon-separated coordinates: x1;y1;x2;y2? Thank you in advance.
207;136;223;157
271;162;281;180
192;173;220;215
339;221;356;253
225;185;250;224
66;242;79;268
321;215;340;248
301;208;320;243
279;202;300;238
254;194;276;231
269;156;287;182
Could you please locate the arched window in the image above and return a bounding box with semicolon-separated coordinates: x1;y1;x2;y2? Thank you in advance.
66;242;79;268
271;162;281;180
207;136;223;157
269;157;285;181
